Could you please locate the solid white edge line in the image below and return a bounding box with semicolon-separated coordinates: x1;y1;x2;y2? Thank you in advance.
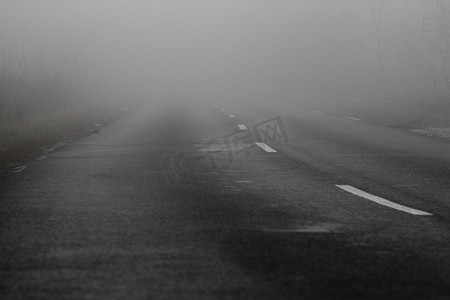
255;142;277;153
336;185;432;216
344;116;361;121
238;124;248;130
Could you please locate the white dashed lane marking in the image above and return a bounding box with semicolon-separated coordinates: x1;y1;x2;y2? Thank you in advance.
344;116;361;121
313;110;323;114
12;166;28;173
238;124;248;130
336;185;432;216
228;114;236;118
255;142;277;153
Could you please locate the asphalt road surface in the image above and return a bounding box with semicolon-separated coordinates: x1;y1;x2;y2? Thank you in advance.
1;100;450;299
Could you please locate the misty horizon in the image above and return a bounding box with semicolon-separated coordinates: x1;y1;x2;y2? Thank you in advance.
2;0;449;107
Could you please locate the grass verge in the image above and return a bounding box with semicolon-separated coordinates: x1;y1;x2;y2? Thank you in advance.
0;67;121;169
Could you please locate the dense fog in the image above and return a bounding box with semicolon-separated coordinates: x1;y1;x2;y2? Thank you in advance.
1;0;449;108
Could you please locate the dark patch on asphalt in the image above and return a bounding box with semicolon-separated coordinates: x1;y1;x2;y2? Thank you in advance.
219;230;450;300
161;143;450;299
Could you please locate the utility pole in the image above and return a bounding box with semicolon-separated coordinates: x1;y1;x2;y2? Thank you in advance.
367;0;385;78
367;0;391;100
424;0;450;93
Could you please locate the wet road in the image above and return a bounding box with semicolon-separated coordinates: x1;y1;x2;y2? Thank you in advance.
1;100;450;299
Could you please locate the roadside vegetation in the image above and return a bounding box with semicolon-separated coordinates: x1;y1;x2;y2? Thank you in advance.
0;64;119;169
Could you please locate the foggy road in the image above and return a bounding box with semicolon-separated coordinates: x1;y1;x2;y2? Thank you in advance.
1;100;450;299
